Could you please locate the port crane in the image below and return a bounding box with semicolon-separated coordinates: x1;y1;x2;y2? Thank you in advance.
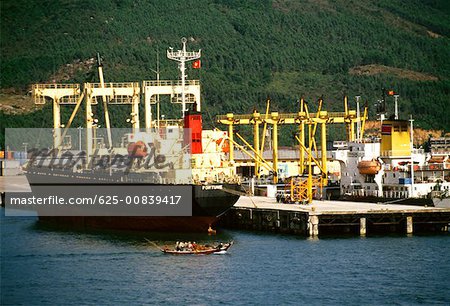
217;96;368;203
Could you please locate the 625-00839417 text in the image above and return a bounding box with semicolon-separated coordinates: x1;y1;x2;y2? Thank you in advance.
5;185;193;216
8;195;182;205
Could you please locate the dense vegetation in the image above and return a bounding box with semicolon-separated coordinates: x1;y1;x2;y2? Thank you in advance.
1;0;449;148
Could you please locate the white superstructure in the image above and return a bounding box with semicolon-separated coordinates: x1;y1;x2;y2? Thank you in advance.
335;131;450;201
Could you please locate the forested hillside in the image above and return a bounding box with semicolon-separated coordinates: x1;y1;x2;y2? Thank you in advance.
1;0;449;148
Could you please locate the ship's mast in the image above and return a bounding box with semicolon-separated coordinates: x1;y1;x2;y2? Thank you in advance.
167;37;201;118
409;115;415;197
355;95;361;142
394;94;399;120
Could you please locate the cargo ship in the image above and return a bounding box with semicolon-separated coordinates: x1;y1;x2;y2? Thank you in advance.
20;38;243;232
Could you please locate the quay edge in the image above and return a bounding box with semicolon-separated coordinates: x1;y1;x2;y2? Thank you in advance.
219;197;450;237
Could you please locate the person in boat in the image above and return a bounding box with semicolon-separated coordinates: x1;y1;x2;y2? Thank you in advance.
187;241;193;251
175;241;180;251
192;242;197;250
179;241;185;251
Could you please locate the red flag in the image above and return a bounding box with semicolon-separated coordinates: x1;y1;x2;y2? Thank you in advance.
192;60;201;69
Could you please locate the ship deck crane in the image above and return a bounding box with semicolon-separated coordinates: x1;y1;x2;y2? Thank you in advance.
31;38;202;168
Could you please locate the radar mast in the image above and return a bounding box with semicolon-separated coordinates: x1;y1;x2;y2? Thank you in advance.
167;37;201;118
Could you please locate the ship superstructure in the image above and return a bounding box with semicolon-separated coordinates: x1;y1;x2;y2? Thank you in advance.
336;118;450;204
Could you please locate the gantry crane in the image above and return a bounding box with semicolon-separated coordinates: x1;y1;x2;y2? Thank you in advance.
216;96;368;203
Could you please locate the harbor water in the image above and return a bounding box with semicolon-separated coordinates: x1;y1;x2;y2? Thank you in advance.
1;208;449;305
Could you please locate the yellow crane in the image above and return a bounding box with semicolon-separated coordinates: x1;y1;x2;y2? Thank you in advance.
217;96;368;203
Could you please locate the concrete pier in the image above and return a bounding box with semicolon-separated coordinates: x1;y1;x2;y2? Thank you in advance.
220;196;450;237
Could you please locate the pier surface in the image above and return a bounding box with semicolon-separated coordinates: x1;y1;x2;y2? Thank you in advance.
222;196;450;237
235;196;445;213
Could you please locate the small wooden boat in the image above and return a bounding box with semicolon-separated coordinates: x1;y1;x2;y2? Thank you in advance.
162;241;233;255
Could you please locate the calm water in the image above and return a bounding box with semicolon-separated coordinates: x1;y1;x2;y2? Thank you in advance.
1;208;449;305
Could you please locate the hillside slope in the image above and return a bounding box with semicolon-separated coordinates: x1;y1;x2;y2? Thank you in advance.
1;0;449;147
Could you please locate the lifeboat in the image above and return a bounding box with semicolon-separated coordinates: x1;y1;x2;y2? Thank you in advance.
127;141;148;157
357;160;381;175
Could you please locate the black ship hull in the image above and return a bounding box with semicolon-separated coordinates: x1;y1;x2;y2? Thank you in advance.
25;169;241;232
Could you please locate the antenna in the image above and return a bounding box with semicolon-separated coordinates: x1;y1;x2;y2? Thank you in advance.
355;95;361;142
377;88;387;122
394;94;399;120
167;37;201;118
409;115;415;197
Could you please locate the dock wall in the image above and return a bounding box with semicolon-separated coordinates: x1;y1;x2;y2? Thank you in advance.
219;197;450;237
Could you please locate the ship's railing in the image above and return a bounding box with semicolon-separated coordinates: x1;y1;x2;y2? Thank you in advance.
383;190;409;199
430;137;450;145
32;84;80;90
380;150;411;157
277;112;350;119
167;50;200;59
391;163;449;172
348;151;365;157
350;189;380;197
87;82;139;88
143;80;199;87
32;83;81;105
420;164;447;171
415;175;449;183
59;96;79;104
412;148;425;154
85;82;140;105
108;95;134;104
170;93;196;103
431;149;450;155
381;149;424;157
333;141;348;148
217;111;356;122
158;119;184;126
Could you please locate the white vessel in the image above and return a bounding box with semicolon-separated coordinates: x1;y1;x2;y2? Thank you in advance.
335;121;450;206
